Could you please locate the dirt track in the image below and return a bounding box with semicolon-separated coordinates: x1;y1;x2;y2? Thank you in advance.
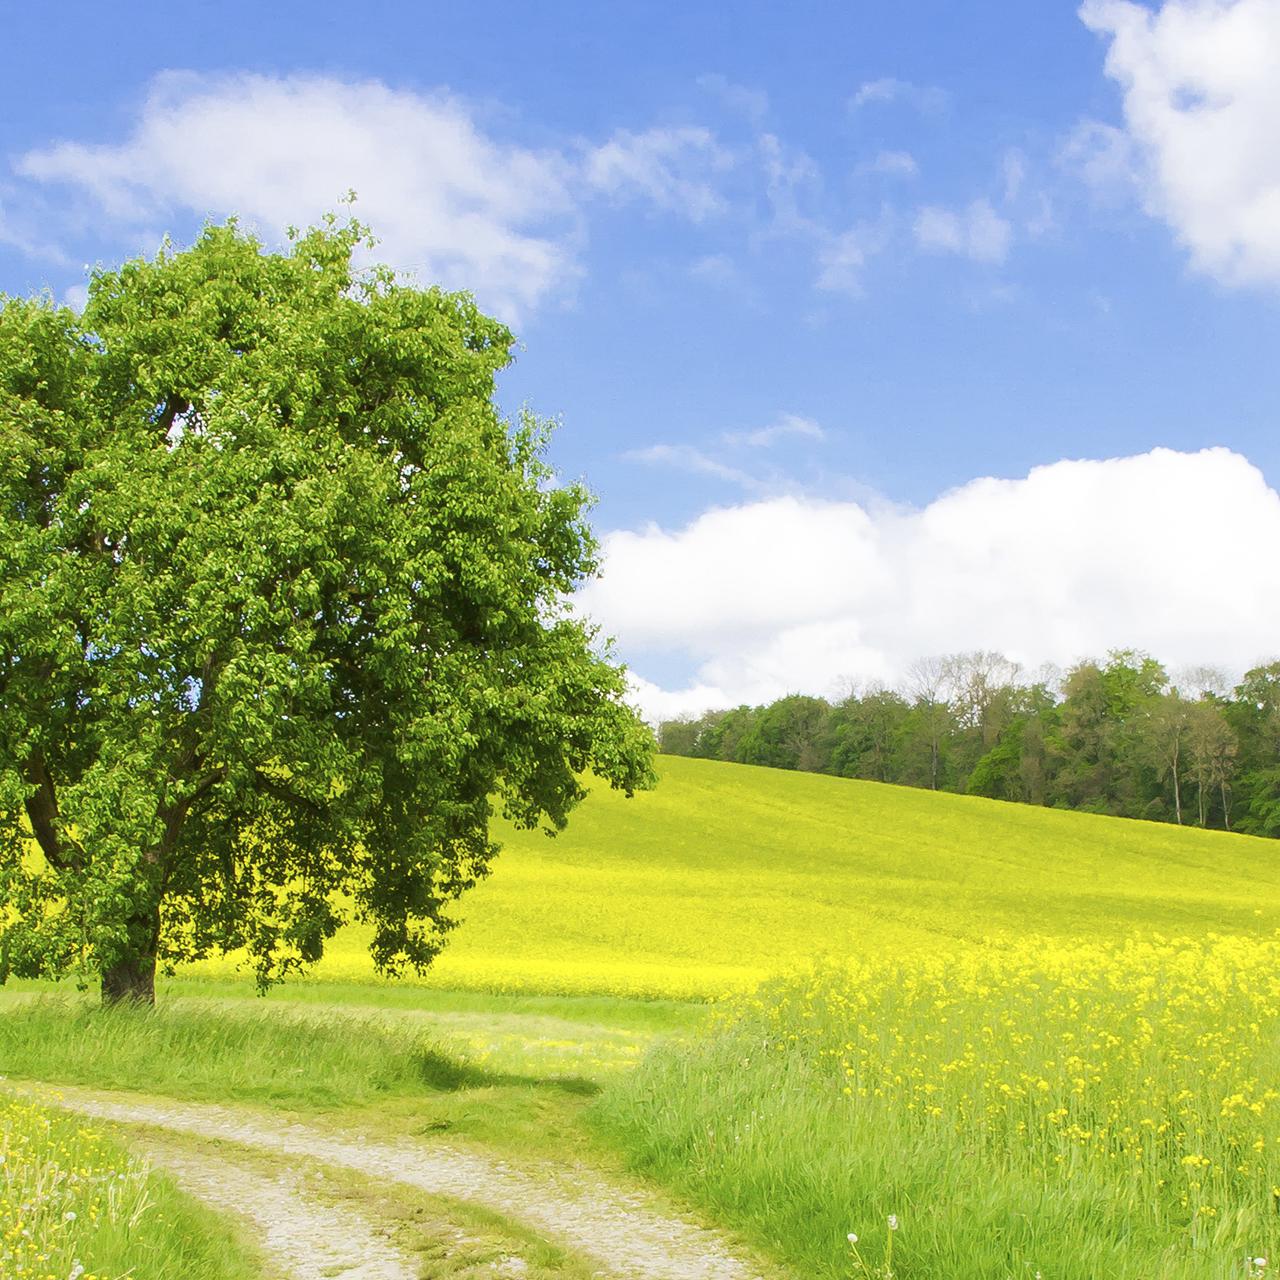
30;1083;772;1280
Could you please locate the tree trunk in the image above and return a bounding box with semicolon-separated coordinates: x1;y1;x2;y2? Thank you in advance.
101;904;160;1005
101;950;157;1005
1172;764;1182;825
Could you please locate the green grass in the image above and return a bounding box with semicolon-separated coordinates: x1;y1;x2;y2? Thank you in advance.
184;755;1280;998
595;934;1280;1279
0;991;692;1163
1;1093;263;1280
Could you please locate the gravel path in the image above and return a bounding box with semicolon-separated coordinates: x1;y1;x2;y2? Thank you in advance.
137;1138;418;1280
34;1084;770;1280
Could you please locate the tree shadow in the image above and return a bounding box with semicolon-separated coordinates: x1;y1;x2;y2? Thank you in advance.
413;1046;601;1096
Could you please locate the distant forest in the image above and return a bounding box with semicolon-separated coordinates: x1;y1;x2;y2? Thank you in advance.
657;652;1280;837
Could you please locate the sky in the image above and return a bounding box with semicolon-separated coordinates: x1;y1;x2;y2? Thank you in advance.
4;1;1280;718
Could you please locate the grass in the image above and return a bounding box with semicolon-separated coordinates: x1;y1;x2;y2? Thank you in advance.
181;755;1280;998
0;1093;262;1280
595;932;1280;1279
0;990;693;1164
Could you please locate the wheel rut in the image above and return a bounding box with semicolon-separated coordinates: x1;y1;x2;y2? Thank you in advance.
134;1135;419;1280
22;1083;773;1280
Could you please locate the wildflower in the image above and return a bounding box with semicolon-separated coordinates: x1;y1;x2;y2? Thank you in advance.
847;1232;858;1244
887;1214;899;1231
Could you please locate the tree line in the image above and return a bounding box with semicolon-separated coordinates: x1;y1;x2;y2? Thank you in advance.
658;651;1280;836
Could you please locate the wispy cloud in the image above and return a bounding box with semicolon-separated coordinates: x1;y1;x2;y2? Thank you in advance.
697;72;769;123
860;150;920;178
850;77;949;113
582;126;734;222
722;412;826;448
10;72;742;325
914;199;1012;264
624;443;758;489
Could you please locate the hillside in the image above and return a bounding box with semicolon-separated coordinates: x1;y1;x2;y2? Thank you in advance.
191;755;1280;998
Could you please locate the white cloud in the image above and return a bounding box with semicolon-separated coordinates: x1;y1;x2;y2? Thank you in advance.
914;199;1012;263
861;150;920;178
583;126;733;221
688;253;738;287
1061;119;1141;201
582;448;1280;720
0;193;73;264
17;72;579;325
1079;0;1280;286
14;74;746;323
623;443;757;489
60;283;88;313
1002;149;1027;203
816;225;884;293
850;77;949;113
722;412;826;448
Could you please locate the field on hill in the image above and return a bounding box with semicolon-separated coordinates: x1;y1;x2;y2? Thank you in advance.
12;756;1280;1278
188;754;1280;998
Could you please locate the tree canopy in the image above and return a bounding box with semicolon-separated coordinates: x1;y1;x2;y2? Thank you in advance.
659;649;1279;837
0;217;654;1002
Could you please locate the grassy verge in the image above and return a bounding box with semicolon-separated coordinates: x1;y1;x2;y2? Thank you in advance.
0;1094;262;1280
0;985;703;1164
592;933;1280;1280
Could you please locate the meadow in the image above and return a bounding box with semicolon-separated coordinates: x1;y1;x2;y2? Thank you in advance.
0;1093;261;1280
8;755;1280;1278
598;934;1280;1278
186;754;1280;997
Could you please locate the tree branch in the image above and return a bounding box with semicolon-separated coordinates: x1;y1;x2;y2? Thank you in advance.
252;768;325;815
156;395;190;440
23;750;67;870
158;765;228;856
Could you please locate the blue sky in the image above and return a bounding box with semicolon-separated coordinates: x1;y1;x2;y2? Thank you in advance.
5;1;1280;714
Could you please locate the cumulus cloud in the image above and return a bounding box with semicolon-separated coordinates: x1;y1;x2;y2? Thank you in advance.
580;448;1280;719
1079;0;1280;286
914;199;1012;263
13;72;741;324
17;72;578;324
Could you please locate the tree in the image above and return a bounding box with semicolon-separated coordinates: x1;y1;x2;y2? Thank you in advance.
828;687;909;782
0;218;654;1003
1138;693;1191;825
903;656;952;790
1227;663;1280;837
1185;700;1237;828
738;695;831;772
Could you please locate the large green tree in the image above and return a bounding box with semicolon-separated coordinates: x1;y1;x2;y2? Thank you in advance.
0;218;654;1003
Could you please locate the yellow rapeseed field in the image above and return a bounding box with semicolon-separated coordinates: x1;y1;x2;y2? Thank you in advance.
186;755;1280;999
601;932;1280;1278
